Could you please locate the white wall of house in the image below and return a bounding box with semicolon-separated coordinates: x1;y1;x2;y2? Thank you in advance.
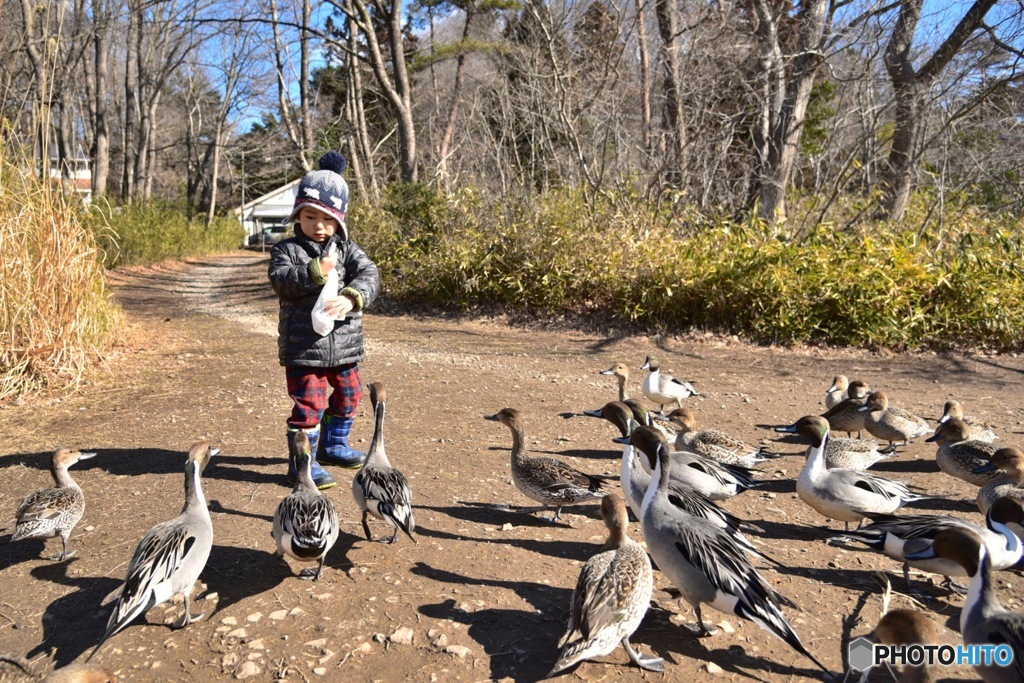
234;179;301;242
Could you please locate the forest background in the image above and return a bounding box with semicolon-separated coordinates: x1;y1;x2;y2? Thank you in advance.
1;0;1024;400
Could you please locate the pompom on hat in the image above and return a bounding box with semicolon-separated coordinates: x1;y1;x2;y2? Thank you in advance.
290;151;350;240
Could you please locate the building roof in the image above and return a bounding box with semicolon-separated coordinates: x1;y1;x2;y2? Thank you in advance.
234;178;302;217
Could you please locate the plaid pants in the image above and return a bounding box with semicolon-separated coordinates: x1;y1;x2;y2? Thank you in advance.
285;363;364;429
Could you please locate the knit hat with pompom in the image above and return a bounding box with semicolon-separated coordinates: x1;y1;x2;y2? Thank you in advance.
289;152;350;239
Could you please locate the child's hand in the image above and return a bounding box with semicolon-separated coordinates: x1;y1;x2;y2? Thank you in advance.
320;251;338;274
323;294;355;319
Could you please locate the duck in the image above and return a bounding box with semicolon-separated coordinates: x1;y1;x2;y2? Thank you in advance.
823;437;897;471
628;424;831;676
656;407;772;467
598;363;650;427
859;391;933;446
12;447;96;561
639;355;698;413
91;441;217;658
905;528;1024;683
780;416;929;531
588;402;759;541
834;496;1024;596
861;609;940;683
636;433;761;501
486;408;606;522
925;417;999;486
824;375;849;410
548;493;664;676
975;448;1024;515
273;430;340;579
820;380;872;438
939;400;998;442
353;382;416;544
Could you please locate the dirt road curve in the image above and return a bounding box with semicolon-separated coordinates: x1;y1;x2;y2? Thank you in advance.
2;251;1023;681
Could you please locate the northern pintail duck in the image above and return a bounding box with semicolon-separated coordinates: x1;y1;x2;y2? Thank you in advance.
657;408;772;467
12;447;96;561
353;383;416;544
859;609;939;683
975;448;1024;515
906;528;1024;683
820;379;871;437
598;363;650;426
782;416;928;531
92;441;217;657
273;430;340;579
939;400;999;442
0;657;118;683
835;497;1024;595
824;437;896;470
634;428;760;501
925;417;999;486
630;425;831;675
548;493;663;676
859;391;933;446
486;408;606;522
824;375;849;410
640;355;698;413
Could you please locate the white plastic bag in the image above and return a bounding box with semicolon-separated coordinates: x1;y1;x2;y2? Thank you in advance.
311;244;342;336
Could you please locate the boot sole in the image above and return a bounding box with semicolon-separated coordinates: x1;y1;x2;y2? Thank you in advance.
287;477;338;490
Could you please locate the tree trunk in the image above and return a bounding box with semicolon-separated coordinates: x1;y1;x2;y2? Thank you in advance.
880;0;999;221
758;0;830;222
91;0;111;198
437;6;474;188
654;0;685;187
636;0;652;152
19;0;50;178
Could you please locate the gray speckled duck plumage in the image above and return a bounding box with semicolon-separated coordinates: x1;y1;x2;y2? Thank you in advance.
549;493;663;676
820;380;871;437
274;431;340;579
925;417;999;487
907;528;1024;683
92;441;217;659
940;400;999;442
976;448;1024;515
12;447;96;562
822;437;896;470
859;391;933;446
353;382;416;544
658;408;770;467
487;408;605;521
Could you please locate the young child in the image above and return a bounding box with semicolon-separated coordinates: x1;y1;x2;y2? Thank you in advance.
268;152;380;489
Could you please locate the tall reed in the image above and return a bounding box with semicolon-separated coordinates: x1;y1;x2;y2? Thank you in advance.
0;155;122;401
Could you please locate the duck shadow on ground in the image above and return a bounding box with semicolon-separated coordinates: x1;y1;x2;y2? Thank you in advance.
0;533;51;571
26;559;122;666
0;449;288;487
419;502;603;528
412;561;568;683
414;525;597;563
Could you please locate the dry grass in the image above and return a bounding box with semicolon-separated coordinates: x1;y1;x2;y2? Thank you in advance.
0;155;122;401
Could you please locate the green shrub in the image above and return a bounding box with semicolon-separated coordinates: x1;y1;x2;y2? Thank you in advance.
89;202;245;269
355;186;1024;351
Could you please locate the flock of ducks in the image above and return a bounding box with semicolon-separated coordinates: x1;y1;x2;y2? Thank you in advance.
8;357;1024;681
7;381;414;681
484;363;1024;681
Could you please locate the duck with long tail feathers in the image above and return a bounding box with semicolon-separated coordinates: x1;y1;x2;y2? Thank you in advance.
90;441;217;660
353;382;416;544
273;430;340;579
625;426;833;677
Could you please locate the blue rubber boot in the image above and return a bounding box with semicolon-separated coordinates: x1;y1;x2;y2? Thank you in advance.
317;414;366;468
287;427;337;490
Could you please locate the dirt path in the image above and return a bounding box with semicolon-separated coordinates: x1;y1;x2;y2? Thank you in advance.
2;251;1023;681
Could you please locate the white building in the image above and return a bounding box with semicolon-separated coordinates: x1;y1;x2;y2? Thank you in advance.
49;145;92;206
233;179;301;243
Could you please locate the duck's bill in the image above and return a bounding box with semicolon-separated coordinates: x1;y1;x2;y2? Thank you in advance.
773;424;798;433
612;436;631;445
973;462;997;474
